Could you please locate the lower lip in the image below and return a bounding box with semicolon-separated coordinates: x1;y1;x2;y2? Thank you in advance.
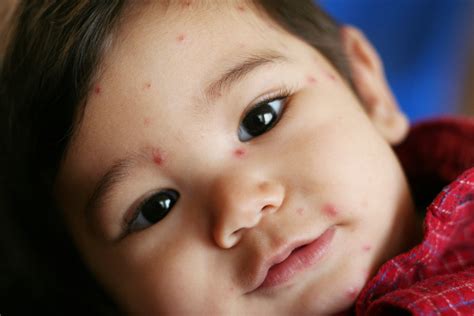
259;227;335;289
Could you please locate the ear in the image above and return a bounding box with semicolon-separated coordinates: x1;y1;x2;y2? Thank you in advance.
341;26;409;145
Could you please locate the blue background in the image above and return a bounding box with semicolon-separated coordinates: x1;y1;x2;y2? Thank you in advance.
317;0;474;121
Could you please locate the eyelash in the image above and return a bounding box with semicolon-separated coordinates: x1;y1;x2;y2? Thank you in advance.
239;86;294;130
121;86;296;237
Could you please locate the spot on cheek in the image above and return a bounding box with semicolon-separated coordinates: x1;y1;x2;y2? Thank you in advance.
233;147;246;158
181;0;192;7
236;4;246;11
323;203;338;217
296;208;305;216
152;148;166;166
176;33;186;43
362;244;372;252
144;82;152;89
306;75;317;85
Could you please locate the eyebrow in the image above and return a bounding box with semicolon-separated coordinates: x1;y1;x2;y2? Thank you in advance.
85;150;147;220
204;49;288;102
84;50;288;221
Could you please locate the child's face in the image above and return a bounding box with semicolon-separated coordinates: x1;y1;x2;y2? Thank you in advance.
56;2;421;315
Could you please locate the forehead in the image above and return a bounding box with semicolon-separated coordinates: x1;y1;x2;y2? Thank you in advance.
72;2;312;152
104;1;290;85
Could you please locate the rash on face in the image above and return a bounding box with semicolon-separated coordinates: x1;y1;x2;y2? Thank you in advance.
152;148;166;166
323;203;338;217
233;147;246;158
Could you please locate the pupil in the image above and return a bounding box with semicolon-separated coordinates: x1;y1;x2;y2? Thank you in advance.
142;190;178;223
243;103;277;137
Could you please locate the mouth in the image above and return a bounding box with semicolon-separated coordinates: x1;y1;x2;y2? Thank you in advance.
249;226;336;293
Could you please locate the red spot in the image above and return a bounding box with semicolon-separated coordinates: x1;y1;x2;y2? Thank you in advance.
236;4;245;11
362;244;372;252
306;75;317;85
181;0;192;6
327;72;337;81
144;82;151;89
177;33;186;42
296;208;304;216
346;287;359;300
323;203;338;217
233;148;246;158
143;117;152;126
94;85;101;94
152;148;166;166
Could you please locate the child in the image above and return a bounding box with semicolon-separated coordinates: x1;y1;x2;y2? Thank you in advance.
1;1;473;315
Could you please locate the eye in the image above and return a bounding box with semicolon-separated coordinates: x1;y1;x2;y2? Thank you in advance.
129;189;179;232
238;97;286;142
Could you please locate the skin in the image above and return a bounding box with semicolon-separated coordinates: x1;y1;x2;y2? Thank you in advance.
56;2;423;315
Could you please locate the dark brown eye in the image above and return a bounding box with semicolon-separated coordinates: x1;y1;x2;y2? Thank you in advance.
238;98;284;142
130;189;179;231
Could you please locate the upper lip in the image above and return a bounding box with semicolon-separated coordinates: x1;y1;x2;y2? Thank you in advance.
245;230;326;293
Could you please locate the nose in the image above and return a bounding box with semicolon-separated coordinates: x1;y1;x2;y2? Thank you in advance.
209;172;285;249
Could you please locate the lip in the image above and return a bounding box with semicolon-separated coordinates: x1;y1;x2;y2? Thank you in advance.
250;227;336;292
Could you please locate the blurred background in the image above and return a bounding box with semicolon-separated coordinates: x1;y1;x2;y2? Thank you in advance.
318;0;474;121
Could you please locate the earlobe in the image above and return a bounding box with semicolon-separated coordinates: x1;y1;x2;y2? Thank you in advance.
341;26;409;145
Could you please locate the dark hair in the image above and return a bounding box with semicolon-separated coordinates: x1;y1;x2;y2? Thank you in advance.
0;1;351;314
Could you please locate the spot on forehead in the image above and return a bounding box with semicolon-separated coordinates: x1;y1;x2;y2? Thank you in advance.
233;147;246;158
306;74;317;85
94;85;101;95
176;33;186;43
323;203;338;217
152;148;166;166
327;71;337;81
143;117;152;126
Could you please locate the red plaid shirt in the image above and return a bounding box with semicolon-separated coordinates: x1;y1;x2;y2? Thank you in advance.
355;117;474;316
